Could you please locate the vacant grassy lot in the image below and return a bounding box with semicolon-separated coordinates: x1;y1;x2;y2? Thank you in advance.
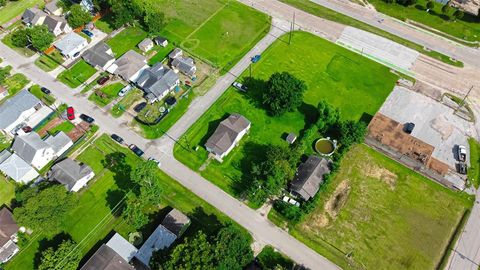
368;0;480;42
111;88;143;118
3;73;30;96
34;51;64;72
106;26;147;57
88;82;124;107
57;60;97;88
47;121;75;135
5;134;238;270
174;31;397;198
468;138;480;188
268;144;473;270
29;85;56;105
0;0;43;25
0;176;14;207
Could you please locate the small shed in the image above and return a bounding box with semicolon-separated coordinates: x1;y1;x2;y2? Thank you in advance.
154;36;168;47
286;133;297;144
138;38;154;52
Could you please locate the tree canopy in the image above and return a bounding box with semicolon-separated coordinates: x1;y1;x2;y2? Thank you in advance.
38;239;82;270
67;4;92;28
262;72;307;116
13;185;77;235
11;28;29;47
28;25;55;51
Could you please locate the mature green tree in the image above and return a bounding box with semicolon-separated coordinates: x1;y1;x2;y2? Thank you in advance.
67;4;92;28
338;120;367;151
13;185;77;236
109;0;136;27
38;239;82;270
122;192;149;230
215;225;253;270
426;1;435;10
131;160;162;204
162;231;215;270
27;25;54;51
442;2;452;17
262;72;307;116
0;66;11;84
0;0;6;7
317;101;340;135
11;28;29;47
143;6;165;34
453;9;464;20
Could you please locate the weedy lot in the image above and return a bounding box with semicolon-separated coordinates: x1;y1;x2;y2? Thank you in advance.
57;60;97;88
269;144;473;270
5;135;238;270
174;31;398;198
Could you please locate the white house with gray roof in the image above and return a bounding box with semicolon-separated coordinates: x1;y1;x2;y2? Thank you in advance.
82;42;115;70
169;48;196;78
43;15;71;37
107;50;148;82
54;32;88;58
135;63;179;103
0;90;42;135
0;151;38;183
45;131;73;157
12;132;55;170
48;158;94;192
21;7;47;26
44;0;63;16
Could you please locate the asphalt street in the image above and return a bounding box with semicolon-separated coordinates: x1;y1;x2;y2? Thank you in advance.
0;25;340;270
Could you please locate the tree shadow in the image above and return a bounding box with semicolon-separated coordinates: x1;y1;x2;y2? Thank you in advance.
101;152;133;211
415;4;426;11
298;102;319;128
197;113;229;147
242;76;268;110
33;232;72;269
359;112;373;125
232;142;270;197
186;207;224;238
105;189;126;216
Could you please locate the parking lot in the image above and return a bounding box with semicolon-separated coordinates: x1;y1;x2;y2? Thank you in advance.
379;86;475;171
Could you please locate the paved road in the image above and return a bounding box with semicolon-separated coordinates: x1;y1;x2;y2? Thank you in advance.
0;24;340;270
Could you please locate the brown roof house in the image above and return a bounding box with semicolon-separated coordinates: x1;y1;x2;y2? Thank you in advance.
205;114;251;162
80;233;137;270
107;50;148;82
290;156;331;201
0;207;20;263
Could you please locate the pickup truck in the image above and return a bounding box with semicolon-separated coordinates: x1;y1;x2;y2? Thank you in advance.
458;145;467;162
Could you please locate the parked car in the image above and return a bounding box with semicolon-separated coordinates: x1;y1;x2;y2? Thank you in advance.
282;196;300;207
165;96;177;106
133;102;147;113
80;114;95;124
458;162;467;175
232;82;247;92
40;87;51;95
97;76;110;85
251;54;261;63
22;126;32;133
111;134;124;144
66;107;75;120
148;157;161;167
458;145;467;162
129;144;144;157
403;122;415;134
81;29;94;38
118;85;132;97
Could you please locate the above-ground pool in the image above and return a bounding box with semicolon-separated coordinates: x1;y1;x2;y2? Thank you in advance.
315;138;336;156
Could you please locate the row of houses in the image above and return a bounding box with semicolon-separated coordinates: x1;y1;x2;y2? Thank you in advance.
205;113;331;202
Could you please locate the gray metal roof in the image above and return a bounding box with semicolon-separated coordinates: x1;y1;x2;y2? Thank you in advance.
138;38;153;50
45;131;72;154
106;233;138;262
0;90;41;130
80;244;135;270
0;153;38;182
168;48;183;59
54;32;87;55
136;63;179;101
172;57;196;77
21;7;47;25
0;240;18;263
135;225;177;266
82;42;115;68
11;132;51;164
112;50;147;81
290;156;331;200
49;158;93;190
205;114;250;156
43;15;68;33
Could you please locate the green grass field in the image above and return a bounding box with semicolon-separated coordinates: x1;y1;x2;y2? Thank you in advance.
29;85;56;105
0;133;10;152
0;0;44;25
88;82;124;107
57;60;97;88
106;26;147;57
268;144;473;270
110;88;143;118
5;134;241;270
47;121;75;135
0;176;14;207
368;0;480;42
3;73;30;96
468;138;480;188
34;51;64;72
173;31;398;199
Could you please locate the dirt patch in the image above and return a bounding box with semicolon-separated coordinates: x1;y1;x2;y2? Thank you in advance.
325;180;351;219
38;117;63;137
67;122;89;142
364;165;398;190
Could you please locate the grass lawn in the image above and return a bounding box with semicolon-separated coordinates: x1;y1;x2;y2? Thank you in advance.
95;14;114;34
1;31;36;57
0;176;15;207
47;121;75;135
5;134;241;270
106;26;147;57
368;0;480;42
0;132;10;152
34;51;64;72
88;82;124;107
148;43;175;65
279;0;465;66
3;73;30;96
29;85;56;105
0;0;44;25
269;144;473;270
468;138;480;188
110;88;143;118
173;31;398;198
57;60;97;88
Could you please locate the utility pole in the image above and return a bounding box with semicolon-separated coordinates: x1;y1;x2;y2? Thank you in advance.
455;85;474;113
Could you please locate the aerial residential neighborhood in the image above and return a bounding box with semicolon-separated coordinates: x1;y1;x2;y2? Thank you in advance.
0;0;479;269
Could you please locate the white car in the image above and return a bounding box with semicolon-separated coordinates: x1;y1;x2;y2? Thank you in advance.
458;145;467;162
282;196;300;207
232;82;247;92
118;85;132;97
